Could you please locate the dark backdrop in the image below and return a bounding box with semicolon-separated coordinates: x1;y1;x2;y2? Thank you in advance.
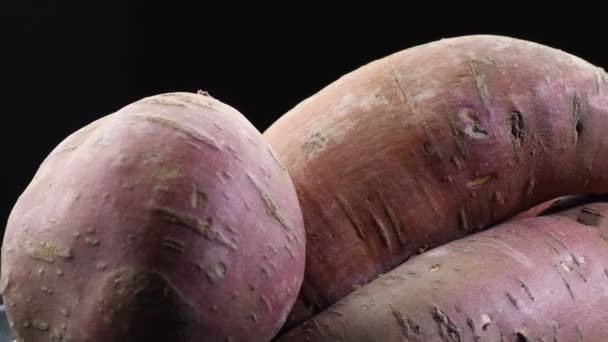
1;4;606;240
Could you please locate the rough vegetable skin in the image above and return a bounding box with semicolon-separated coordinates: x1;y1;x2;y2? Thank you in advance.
278;202;608;342
264;35;608;323
1;92;305;341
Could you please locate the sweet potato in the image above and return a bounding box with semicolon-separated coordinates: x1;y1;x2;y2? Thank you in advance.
264;35;608;323
1;92;305;341
279;201;608;341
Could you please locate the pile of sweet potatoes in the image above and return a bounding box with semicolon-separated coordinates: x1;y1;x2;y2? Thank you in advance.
2;35;607;341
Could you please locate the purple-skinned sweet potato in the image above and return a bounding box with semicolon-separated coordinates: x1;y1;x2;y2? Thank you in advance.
264;35;608;325
279;201;608;342
1;92;305;342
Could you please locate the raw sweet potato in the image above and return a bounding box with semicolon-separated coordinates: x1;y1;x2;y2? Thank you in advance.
1;92;305;342
279;201;608;341
264;35;608;323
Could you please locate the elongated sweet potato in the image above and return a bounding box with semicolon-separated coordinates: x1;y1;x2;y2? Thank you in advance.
1;92;305;342
264;35;608;323
279;201;608;341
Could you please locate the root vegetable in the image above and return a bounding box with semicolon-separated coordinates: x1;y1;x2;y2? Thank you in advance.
264;35;608;323
1;92;305;342
279;202;608;341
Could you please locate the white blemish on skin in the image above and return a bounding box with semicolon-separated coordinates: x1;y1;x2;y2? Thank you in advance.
481;313;492;329
424;247;450;258
301;92;390;158
458;108;488;139
467;175;495;188
0;272;10;294
152;164;182;180
464;125;489;139
357;94;391;111
412;88;439;103
302;132;328;159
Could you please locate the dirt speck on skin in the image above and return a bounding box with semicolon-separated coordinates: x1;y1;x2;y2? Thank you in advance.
84;236;101;246
467;174;497;188
302;132;328;159
26;241;73;263
0;272;10;294
31;319;50;331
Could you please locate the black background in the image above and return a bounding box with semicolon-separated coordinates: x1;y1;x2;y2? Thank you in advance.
1;4;606;239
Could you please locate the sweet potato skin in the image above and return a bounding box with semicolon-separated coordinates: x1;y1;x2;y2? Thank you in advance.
1;93;305;341
279;202;608;342
264;35;608;322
